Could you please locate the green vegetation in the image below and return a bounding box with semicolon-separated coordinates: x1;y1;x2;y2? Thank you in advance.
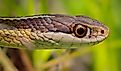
0;0;121;71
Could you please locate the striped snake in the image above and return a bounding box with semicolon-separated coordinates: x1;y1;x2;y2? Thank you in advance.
0;14;109;49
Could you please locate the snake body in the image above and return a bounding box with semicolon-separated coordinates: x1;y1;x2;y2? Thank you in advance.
0;14;109;49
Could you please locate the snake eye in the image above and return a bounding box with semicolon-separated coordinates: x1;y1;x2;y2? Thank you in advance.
73;24;87;38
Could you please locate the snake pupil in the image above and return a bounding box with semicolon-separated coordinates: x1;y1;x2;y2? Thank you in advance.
77;27;85;35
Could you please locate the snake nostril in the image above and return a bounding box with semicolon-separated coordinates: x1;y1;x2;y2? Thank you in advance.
89;35;91;38
101;30;104;34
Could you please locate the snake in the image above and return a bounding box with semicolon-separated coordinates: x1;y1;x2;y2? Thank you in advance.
0;14;109;49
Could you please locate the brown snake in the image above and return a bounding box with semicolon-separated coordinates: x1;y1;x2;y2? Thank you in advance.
0;14;109;49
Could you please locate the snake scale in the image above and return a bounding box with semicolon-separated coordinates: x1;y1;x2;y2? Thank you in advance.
0;14;109;49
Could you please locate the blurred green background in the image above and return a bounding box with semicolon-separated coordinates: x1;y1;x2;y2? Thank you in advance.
0;0;121;71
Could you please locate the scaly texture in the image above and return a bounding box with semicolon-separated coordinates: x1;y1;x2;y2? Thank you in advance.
0;14;109;49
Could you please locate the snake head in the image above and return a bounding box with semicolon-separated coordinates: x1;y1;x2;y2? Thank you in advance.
41;15;109;48
69;16;109;46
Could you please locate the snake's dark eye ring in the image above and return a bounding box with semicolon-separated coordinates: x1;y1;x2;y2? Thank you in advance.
73;24;87;38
